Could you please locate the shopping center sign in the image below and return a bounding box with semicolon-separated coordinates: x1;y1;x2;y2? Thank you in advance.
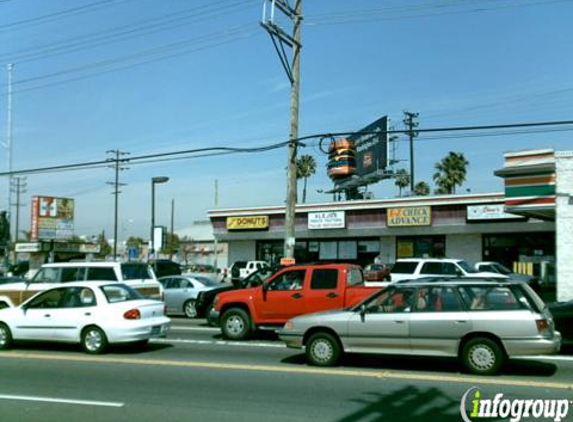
30;196;75;240
308;211;345;229
387;206;432;227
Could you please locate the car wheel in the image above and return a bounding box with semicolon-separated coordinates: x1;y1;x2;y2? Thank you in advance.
461;337;504;375
205;305;217;327
183;300;198;318
306;332;341;367
81;326;108;354
0;323;13;350
221;308;251;340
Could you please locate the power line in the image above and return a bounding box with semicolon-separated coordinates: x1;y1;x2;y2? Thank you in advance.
0;0;132;31
2;119;573;178
1;0;258;63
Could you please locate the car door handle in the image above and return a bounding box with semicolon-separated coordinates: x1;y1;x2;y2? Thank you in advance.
291;293;304;299
394;320;406;324
326;293;339;299
44;314;51;318
455;320;468;324
84;313;92;316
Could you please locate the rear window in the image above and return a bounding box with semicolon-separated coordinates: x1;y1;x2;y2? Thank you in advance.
100;284;142;303
311;269;338;290
458;285;522;311
391;262;418;274
87;267;118;281
121;263;152;280
347;267;363;286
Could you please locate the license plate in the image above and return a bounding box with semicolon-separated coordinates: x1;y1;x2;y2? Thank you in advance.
151;326;161;335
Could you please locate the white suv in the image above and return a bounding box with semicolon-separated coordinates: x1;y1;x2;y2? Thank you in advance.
390;258;507;282
0;261;163;308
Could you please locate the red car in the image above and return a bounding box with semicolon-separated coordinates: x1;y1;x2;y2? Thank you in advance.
363;264;391;282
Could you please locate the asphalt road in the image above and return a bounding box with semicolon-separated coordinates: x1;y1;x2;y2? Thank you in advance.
0;317;572;422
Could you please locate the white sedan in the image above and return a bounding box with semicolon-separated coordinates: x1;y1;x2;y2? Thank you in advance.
0;281;170;354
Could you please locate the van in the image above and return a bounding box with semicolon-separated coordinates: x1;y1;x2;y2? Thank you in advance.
0;261;163;309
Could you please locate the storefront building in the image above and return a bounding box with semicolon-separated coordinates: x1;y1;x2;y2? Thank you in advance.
209;192;554;279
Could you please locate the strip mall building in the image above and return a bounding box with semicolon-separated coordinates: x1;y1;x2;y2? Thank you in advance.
209;149;573;301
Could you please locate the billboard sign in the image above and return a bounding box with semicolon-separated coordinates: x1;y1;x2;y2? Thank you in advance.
349;115;388;177
387;206;432;227
227;215;269;230
31;196;75;240
308;211;345;229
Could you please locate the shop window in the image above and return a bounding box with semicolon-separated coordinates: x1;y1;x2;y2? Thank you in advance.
396;236;445;259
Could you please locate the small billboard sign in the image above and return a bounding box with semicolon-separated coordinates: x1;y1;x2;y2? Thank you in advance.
31;196;75;241
349;115;389;177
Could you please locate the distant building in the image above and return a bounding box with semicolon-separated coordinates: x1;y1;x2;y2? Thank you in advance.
176;220;228;269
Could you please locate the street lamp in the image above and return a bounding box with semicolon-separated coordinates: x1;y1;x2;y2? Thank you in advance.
151;176;169;260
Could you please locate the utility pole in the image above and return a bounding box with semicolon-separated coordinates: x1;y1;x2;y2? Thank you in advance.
169;198;174;260
10;176;26;242
261;0;302;261
213;179;218;272
403;111;419;193
4;64;14;259
106;150;129;260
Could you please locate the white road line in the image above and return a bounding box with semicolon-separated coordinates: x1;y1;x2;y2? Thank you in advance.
0;394;124;408
153;338;286;348
170;326;220;332
515;355;573;362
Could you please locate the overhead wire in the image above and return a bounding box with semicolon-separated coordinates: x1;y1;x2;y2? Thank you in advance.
3;120;573;178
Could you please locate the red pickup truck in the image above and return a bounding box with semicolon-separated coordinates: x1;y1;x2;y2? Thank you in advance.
211;263;380;340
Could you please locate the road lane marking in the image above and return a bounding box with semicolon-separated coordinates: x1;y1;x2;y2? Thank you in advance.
0;351;572;390
155;338;285;348
0;394;124;407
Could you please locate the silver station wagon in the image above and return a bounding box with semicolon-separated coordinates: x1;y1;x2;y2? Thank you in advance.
278;279;561;375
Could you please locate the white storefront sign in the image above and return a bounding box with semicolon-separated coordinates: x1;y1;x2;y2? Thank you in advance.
467;204;525;220
308;211;345;229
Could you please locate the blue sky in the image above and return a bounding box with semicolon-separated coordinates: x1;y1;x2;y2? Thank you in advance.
1;0;572;241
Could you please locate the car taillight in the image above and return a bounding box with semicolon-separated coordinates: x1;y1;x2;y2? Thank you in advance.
124;309;141;320
536;319;551;337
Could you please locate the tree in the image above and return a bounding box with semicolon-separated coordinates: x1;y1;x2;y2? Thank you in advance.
96;230;111;258
296;154;317;204
394;168;411;197
126;236;145;248
414;181;430;196
433;151;469;194
161;232;180;256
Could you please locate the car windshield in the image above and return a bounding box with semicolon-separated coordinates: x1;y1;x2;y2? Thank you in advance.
242;267;277;287
349;288;388;311
492;263;512;275
121;263;152;280
457;260;477;273
100;284;142;303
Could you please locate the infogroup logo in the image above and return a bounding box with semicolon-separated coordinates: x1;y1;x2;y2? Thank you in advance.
460;387;570;422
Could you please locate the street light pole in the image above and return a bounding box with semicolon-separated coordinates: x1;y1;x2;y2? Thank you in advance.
150;176;169;260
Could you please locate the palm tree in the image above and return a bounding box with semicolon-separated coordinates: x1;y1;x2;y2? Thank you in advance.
394;168;411;197
433;151;469;194
296;154;317;203
414;181;430;196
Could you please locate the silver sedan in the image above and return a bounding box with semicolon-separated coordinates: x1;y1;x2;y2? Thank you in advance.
278;280;561;375
159;275;220;318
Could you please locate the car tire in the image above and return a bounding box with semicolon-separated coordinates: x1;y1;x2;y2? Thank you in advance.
306;332;342;367
81;326;108;354
461;337;504;375
183;299;198;318
221;308;251;340
0;323;13;350
205;305;217;327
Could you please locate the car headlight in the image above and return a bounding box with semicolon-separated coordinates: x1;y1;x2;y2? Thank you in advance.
284;321;294;331
213;296;219;306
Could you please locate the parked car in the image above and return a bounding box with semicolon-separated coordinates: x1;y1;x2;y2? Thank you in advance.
278;279;560;375
475;261;539;286
159;275;220;318
363;263;391;285
229;261;270;284
196;266;281;324
211;263;380;340
548;300;573;346
0;261;163;309
0;282;170;354
390;258;507;282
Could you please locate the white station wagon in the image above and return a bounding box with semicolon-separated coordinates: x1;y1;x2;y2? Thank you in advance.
0;282;170;354
279;279;561;375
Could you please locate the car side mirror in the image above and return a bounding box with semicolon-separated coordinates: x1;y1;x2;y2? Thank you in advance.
360;304;367;323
